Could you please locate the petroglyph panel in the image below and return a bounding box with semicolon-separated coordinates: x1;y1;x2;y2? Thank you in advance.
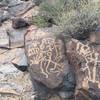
25;26;68;88
68;39;100;89
27;38;64;78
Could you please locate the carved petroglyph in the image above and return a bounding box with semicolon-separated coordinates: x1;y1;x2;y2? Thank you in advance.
27;38;64;78
72;39;100;88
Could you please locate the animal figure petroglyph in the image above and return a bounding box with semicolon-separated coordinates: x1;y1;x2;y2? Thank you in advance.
71;39;100;88
28;38;64;78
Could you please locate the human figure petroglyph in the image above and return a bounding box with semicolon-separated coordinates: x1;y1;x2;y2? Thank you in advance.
71;39;100;88
27;38;64;78
41;38;64;78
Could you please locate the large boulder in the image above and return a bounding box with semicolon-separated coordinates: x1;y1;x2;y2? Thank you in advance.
25;25;70;89
66;39;100;99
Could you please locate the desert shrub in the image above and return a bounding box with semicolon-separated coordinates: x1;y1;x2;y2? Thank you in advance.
32;15;50;27
33;0;100;40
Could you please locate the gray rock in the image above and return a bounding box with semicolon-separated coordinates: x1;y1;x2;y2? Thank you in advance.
8;0;35;16
11;49;27;67
6;0;23;6
0;48;27;67
12;53;28;66
7;27;27;48
0;63;33;99
0;10;10;24
0;27;9;48
0;0;8;7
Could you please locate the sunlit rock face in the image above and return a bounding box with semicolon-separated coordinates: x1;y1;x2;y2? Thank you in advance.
66;38;100;99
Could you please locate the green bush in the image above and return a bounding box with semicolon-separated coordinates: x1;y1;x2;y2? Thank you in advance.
33;0;100;39
32;15;49;28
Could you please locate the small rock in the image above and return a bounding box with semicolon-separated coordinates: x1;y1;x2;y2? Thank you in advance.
12;17;29;29
7;27;27;48
12;53;28;66
0;48;27;67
